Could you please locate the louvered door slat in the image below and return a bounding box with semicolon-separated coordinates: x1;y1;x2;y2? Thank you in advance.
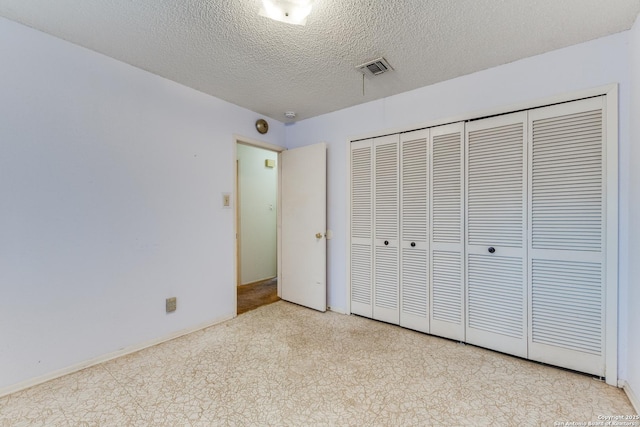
351;146;372;239
350;139;373;317
432;131;462;240
531;110;602;251
351;244;372;306
401;135;427;240
375;245;398;310
532;259;602;354
375;142;398;239
402;247;428;315
465;112;527;358
468;122;523;248
400;130;429;333
430;123;465;341
373;135;399;324
528;97;606;376
432;251;462;324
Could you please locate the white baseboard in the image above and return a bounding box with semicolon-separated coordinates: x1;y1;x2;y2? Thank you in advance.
620;380;640;414
0;313;234;399
328;306;347;315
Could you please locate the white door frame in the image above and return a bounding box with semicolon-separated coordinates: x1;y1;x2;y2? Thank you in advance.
233;135;285;316
345;84;618;386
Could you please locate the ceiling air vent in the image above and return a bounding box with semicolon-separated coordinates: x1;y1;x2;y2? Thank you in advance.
356;57;393;77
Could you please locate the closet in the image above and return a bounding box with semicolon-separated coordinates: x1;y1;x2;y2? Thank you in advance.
349;95;611;378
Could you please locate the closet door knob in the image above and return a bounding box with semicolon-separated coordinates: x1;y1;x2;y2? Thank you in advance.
384;240;389;246
410;242;416;247
488;247;495;254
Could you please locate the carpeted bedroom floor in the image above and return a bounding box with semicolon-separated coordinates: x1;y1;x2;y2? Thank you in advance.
0;301;635;426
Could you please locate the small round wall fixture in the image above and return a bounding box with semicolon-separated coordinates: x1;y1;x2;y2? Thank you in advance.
255;118;269;134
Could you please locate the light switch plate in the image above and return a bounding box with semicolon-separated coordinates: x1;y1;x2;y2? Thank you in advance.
166;297;177;313
222;193;231;208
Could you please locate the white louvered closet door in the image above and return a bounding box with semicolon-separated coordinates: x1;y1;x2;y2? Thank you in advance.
465;112;528;358
374;135;400;324
400;130;429;333
527;97;606;376
350;139;373;317
429;122;465;341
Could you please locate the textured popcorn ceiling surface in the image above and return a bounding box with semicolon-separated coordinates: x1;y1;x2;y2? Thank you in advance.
0;0;639;121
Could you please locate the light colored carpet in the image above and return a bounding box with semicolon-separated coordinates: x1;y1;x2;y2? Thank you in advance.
0;301;635;426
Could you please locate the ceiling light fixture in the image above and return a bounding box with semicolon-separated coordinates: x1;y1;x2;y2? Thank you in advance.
259;0;313;26
284;111;296;119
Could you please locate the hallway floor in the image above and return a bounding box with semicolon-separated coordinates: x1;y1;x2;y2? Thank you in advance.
237;277;279;315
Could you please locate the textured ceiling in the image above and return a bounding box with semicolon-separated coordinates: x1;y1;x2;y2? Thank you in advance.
0;0;639;122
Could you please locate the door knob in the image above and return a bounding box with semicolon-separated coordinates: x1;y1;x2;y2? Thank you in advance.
384;240;389;246
410;242;416;247
315;232;323;239
488;247;496;254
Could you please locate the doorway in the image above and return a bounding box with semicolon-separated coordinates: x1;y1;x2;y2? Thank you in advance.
236;141;280;314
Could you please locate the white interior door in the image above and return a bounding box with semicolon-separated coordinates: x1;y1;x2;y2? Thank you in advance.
373;135;400;324
350;139;374;317
280;142;327;312
399;129;429;333
527;97;606;376
465;112;528;358
430;122;465;341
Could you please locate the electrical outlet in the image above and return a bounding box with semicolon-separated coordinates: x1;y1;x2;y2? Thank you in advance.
166;297;177;313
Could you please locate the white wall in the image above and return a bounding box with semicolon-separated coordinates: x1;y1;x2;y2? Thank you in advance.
237;144;277;284
626;13;640;409
285;32;632;379
0;17;284;392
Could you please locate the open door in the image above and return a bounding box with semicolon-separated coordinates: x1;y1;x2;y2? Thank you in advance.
280;143;327;312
